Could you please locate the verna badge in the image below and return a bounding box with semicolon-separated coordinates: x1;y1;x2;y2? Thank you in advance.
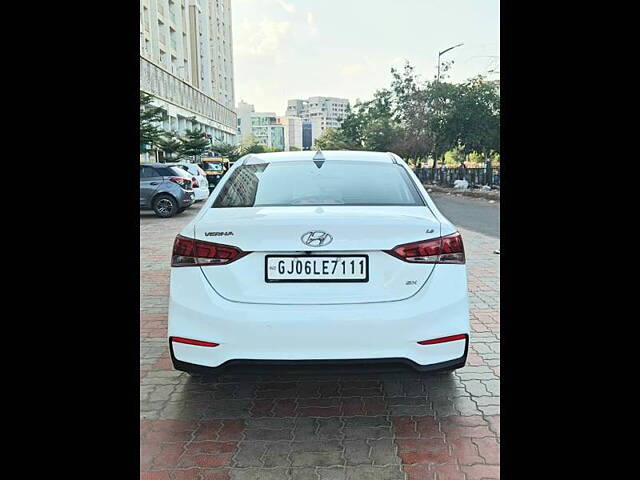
301;231;333;247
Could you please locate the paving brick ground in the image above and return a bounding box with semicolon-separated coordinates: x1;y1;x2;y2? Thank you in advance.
140;205;500;480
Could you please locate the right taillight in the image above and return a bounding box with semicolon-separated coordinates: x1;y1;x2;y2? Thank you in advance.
171;235;250;267
385;233;465;264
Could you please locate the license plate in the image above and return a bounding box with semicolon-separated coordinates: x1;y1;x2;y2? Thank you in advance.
265;255;369;283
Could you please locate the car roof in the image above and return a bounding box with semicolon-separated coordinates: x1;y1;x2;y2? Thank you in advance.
142;163;179;168
242;150;398;164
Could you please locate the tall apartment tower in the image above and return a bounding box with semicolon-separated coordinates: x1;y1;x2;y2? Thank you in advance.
285;96;350;147
140;0;237;160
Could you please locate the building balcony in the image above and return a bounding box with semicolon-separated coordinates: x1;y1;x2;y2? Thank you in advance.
140;55;237;134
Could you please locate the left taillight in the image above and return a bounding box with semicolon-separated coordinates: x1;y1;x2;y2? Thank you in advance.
191;176;199;188
168;176;191;189
171;235;250;267
385;232;465;264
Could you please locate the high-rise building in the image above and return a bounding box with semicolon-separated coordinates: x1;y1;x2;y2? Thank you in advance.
277;116;303;151
236;101;285;151
140;0;237;161
302;122;313;150
286;96;350;147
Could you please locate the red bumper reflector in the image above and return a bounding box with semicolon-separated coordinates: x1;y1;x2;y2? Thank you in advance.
418;334;468;345
171;336;219;347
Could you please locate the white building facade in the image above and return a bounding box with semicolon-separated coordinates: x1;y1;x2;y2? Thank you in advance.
140;0;237;161
236;101;285;151
277;116;304;151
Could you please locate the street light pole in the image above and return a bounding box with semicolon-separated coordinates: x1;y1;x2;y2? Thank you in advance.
433;42;463;173
437;43;463;82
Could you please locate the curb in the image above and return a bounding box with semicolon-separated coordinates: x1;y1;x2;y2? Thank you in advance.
423;184;500;202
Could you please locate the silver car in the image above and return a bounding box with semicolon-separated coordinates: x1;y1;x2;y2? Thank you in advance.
140;163;195;217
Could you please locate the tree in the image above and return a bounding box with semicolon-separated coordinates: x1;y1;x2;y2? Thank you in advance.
359;89;400;152
157;131;182;162
326;90;399;151
315;128;358;150
179;127;210;160
312;60;500;170
140;92;167;153
211;142;240;160
338;103;366;148
242;141;268;155
449;76;500;159
389;63;439;163
424;80;462;167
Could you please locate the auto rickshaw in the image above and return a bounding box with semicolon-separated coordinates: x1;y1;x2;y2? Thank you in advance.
199;157;229;191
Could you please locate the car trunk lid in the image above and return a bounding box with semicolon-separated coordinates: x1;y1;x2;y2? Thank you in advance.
194;206;441;304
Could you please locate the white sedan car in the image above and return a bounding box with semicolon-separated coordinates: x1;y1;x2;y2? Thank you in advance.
171;162;210;201
168;150;469;376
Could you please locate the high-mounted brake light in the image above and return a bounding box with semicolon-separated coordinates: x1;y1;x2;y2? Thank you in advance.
171;336;219;347
171;235;250;267
385;233;465;264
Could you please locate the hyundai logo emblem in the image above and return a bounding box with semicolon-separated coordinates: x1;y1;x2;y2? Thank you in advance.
301;231;333;247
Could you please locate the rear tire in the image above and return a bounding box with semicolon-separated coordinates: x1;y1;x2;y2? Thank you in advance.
153;194;178;218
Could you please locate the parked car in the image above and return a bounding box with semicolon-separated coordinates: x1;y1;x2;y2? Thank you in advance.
169;162;210;201
140;163;195;218
168;150;469;377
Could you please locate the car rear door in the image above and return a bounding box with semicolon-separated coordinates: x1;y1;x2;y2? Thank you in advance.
139;166;163;207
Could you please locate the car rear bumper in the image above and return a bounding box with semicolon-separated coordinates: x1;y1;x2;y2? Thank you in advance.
194;187;209;201
168;265;470;370
177;191;195;207
170;345;468;375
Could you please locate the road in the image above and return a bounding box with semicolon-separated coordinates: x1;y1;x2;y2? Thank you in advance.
430;192;500;239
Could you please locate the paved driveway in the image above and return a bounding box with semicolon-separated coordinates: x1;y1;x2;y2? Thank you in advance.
140;201;500;480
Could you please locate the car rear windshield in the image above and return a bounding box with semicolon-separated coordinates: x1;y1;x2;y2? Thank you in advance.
170;166;192;178
212;160;425;208
202;162;223;171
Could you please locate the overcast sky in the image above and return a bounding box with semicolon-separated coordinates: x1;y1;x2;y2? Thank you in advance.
231;0;500;114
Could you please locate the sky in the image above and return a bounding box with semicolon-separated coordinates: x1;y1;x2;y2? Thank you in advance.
231;0;500;114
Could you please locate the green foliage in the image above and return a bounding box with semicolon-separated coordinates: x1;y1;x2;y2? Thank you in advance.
321;61;499;166
450;76;500;158
315;128;359;150
318;89;399;151
211;142;240;160
225;139;285;160
156;131;182;161
140;92;167;152
179;126;211;159
242;142;269;155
